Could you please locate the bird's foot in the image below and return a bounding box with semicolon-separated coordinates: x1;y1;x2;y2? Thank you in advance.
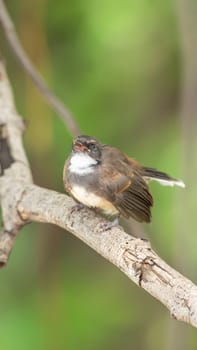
96;218;119;233
70;203;85;214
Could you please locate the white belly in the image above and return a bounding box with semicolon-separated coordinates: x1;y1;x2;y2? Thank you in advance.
71;185;118;216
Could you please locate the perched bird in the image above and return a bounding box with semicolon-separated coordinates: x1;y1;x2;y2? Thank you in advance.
63;135;185;223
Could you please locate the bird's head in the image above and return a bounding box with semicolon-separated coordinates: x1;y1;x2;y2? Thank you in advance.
69;135;102;175
72;135;102;162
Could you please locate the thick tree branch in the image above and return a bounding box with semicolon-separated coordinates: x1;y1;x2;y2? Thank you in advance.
17;184;197;328
0;58;32;264
0;0;81;137
0;57;196;328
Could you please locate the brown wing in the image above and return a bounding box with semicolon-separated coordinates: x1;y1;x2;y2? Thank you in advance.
115;173;153;222
99;148;153;222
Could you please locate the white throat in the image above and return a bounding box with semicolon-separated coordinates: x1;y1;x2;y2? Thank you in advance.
69;152;97;175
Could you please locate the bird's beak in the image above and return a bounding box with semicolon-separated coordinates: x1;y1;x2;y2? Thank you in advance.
73;141;87;152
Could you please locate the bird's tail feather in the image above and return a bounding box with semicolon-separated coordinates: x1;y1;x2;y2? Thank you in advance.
142;167;185;188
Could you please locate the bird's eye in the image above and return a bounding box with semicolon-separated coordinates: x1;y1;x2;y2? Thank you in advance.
89;143;97;152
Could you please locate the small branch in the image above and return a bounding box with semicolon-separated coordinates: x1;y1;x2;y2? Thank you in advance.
0;0;81;137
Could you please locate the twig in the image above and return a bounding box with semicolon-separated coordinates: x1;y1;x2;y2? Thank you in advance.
0;0;81;137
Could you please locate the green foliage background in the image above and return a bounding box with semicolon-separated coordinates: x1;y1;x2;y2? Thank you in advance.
1;0;197;349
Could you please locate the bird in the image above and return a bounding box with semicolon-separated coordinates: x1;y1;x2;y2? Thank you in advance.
63;135;185;223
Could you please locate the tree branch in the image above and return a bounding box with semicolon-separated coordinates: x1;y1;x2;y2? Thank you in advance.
0;60;196;328
0;0;81;137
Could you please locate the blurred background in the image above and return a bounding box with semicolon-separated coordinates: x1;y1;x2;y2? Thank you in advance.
0;0;197;349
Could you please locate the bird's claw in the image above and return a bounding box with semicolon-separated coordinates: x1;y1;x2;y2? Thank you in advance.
96;218;119;233
70;203;85;214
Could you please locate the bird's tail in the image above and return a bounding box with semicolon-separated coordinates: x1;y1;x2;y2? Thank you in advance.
142;167;185;188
